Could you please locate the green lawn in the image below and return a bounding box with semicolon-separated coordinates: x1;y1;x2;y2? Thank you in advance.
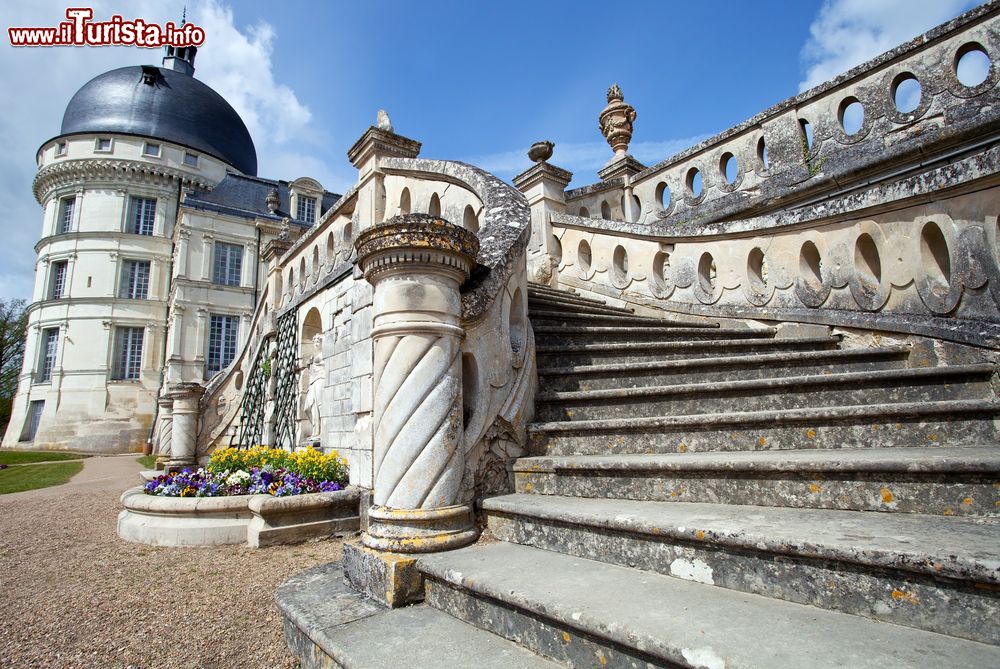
136;454;157;469
0;461;84;494
0;450;89;465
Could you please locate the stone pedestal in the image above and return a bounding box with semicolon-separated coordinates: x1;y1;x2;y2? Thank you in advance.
153;395;173;470
514;161;573;285
166;382;205;470
354;214;480;562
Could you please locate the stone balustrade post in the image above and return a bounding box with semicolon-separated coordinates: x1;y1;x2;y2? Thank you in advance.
153;395;173;469
354;213;480;553
166;382;205;470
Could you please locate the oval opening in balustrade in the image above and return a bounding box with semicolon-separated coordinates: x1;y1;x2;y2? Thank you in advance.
839;97;864;135
298;257;306;290
655;182;671;210
509;287;525;354
698;252;717;294
287;267;295;293
343;221;353;245
600;201;611;219
326;232;336;264
550;234;562;263
720;152;738;184
687;167;703;198
956;43;991;87
892;73;922;113
428;193;441;217
234;370;244;391
652;251;670;285
463;205;480;233
757;137;769;170
399;187;411;215
311;246;319;280
919;221;951;291
462;352;477;429
579;206;590;217
799;119;814;151
631;194;641;222
747;247;768;292
854;233;882;287
578;240;592;274
799;240;823;291
612;245;629;282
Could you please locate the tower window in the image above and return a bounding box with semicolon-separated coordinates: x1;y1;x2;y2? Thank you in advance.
95;138;112;152
183;152;199;167
119;260;151;299
212;242;244;287
58;196;75;234
296;196;316;224
207;314;239;376
128;196;156;235
55;141;67;157
143;142;161;157
112;326;144;380
24;400;44;441
37;328;59;383
50;261;68;299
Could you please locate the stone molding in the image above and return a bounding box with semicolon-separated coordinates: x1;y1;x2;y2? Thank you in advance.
33;157;211;203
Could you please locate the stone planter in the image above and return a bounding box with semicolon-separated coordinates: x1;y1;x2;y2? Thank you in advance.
117;486;360;547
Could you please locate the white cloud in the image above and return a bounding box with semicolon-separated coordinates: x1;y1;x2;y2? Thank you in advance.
799;0;980;91
467;136;708;186
0;0;346;300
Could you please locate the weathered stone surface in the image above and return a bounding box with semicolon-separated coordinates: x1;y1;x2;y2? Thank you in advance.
117;486;253;547
341;539;424;608
486;494;1000;643
421;542;1000;669
247;488;360;548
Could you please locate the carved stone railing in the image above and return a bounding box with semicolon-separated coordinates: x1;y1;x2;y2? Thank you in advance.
542;3;1000;349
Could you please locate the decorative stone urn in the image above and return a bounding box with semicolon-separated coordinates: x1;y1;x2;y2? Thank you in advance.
354;213;481;553
599;83;637;162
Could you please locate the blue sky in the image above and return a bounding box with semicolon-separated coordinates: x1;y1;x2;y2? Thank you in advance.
0;0;984;299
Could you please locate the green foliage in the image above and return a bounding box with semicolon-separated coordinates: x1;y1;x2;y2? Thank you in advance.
260;357;272;378
0;450;87;465
0;298;28;434
0;461;83;494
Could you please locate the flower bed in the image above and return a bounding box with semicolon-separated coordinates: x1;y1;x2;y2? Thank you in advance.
143;446;348;498
118;447;359;547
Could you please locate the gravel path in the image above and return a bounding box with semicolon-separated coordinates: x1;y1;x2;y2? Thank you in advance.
0;455;344;669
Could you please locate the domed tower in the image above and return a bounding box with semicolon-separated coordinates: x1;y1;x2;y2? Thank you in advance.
2;47;258;452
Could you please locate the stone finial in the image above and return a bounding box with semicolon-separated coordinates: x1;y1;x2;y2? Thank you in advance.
265;187;280;213
528;141;554;163
599;83;637;162
376;109;393;133
278;217;291;241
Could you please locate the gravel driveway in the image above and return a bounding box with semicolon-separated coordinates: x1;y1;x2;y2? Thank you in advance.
0;455;344;669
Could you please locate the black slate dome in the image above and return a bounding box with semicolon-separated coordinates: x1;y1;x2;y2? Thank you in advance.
60;65;257;175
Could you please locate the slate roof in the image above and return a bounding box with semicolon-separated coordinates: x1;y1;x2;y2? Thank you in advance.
182;173;341;226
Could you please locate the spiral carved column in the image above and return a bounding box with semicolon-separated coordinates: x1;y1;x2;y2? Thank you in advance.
356;214;480;553
153;395;173;468
166;382;204;471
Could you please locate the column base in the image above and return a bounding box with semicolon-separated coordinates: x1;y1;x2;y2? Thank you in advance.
361;504;478;553
342;539;424;608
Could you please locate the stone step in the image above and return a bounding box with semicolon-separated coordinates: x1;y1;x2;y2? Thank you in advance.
419;542;1000;668
527;282;589;299
533;324;773;344
528;300;636;318
528;287;615;310
483;495;1000;644
536;335;840;366
277;562;562;669
530;310;717;329
536;364;994;421
529;399;1000;454
538;346;913;391
513;446;1000;516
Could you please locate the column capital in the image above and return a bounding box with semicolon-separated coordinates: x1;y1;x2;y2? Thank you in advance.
354;214;480;284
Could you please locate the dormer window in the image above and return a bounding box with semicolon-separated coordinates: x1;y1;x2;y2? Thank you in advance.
296;196;316;224
183;152;199;167
95;138;112;153
143;142;161;158
55;141;67;157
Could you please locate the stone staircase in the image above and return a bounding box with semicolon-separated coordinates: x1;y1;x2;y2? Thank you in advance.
279;282;1000;668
